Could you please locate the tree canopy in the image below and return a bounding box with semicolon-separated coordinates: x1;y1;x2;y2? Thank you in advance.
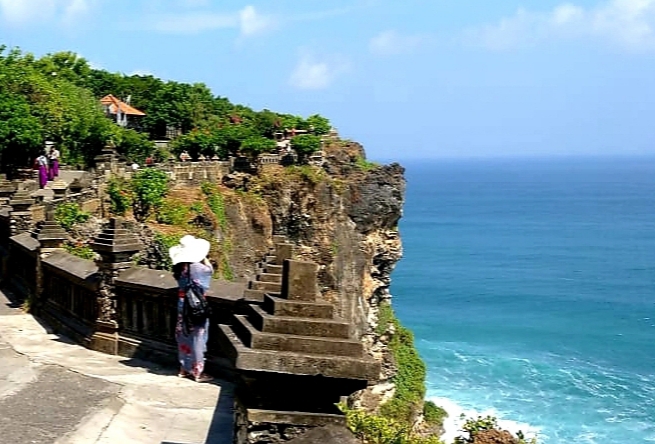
0;46;332;172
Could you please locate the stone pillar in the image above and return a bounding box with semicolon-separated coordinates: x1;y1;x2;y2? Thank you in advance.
281;260;319;302
89;217;143;354
32;204;67;304
275;243;294;265
0;177;16;207
50;179;68;199
9;190;34;235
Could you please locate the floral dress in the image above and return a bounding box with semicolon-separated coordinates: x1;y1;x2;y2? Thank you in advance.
175;262;212;379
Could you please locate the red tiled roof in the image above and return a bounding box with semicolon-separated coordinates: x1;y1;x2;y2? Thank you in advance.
100;94;146;116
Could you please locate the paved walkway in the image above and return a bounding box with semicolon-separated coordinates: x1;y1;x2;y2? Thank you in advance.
0;290;234;444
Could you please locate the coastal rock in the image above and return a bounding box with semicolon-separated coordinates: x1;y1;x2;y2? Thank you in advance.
285;425;359;444
470;429;519;444
347;163;405;234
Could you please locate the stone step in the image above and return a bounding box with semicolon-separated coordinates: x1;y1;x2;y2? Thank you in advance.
264;264;283;274
248;305;350;338
250;281;282;293
257;273;282;284
264;295;334;319
242;289;280;303
217;324;379;380
265;255;276;264
232;315;363;357
272;235;287;244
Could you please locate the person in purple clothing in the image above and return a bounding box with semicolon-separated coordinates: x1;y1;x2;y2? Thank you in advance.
170;235;214;383
36;151;49;189
48;146;60;180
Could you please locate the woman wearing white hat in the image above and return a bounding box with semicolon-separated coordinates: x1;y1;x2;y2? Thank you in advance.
170;235;214;383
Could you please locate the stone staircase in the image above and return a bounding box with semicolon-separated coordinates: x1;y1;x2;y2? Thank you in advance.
241;234;290;304
217;254;380;427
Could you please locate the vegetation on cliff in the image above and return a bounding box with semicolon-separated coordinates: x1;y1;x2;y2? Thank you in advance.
0;46;328;172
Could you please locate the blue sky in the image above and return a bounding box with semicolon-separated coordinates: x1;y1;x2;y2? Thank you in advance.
1;0;655;161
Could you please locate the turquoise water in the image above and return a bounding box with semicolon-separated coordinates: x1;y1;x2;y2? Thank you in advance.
391;157;655;443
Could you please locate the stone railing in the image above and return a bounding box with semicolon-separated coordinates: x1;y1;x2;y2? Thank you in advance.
7;232;39;300
40;251;100;343
156;161;231;186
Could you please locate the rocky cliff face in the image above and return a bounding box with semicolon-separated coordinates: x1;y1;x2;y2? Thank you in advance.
219;139;406;410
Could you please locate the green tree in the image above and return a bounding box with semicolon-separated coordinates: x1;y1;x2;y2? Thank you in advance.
306;114;331;135
253;109;280;137
0;92;43;171
115;128;154;164
290;134;322;163
240;135;276;161
130;168;169;222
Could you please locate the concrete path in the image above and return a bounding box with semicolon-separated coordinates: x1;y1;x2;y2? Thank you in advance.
0;290;234;444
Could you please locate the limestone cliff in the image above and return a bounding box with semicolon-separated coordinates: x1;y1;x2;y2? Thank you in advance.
216;139;406;412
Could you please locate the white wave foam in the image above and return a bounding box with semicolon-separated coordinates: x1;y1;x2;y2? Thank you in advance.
429;396;542;444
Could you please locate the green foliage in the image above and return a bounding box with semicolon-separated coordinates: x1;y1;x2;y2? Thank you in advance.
454;416;537;444
290;134;322;163
170;127;228;160
55;203;90;230
379;306;433;426
114;128;154;164
240;135;276;160
157;200;190;226
376;301;395;335
339;404;443;444
130;168;169;222
0;46;336;173
0;92;43;168
287;165;326;184
64;243;95;260
201;182;227;231
355;156;379;172
306;114;331;135
106;177;132;216
423;401;447;426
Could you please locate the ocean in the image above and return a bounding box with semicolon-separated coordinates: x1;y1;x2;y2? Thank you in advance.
390;157;655;444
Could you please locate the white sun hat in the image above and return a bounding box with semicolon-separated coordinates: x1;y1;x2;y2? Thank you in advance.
169;235;211;265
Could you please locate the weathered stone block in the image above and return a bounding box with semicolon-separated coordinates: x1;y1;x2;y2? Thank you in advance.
281;260;318;302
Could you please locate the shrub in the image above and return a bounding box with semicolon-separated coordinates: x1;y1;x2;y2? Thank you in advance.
131;168;169;222
376;300;395;335
55;202;90;230
64;243;95;260
290;134;321;163
339;404;443;444
423;401;447;426
355;155;379;171
106;177;132;216
115;128;154;164
379;306;433;426
157;199;190;226
240;135;276;161
201;182;227;231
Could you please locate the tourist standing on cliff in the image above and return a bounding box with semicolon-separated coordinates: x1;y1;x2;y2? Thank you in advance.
48;146;60;180
36;151;49;189
170;235;214;383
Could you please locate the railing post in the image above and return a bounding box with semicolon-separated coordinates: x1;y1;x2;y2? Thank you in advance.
89;217;143;354
32;203;67;307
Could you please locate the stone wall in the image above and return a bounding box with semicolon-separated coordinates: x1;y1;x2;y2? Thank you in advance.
158;161;231;186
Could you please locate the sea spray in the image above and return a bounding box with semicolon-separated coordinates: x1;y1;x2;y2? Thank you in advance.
429;396;541;443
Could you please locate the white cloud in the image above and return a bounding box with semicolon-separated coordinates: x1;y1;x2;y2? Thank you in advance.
467;0;655;51
149;11;236;34
289;54;348;90
369;30;426;56
0;0;88;26
149;5;274;36
238;5;274;37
